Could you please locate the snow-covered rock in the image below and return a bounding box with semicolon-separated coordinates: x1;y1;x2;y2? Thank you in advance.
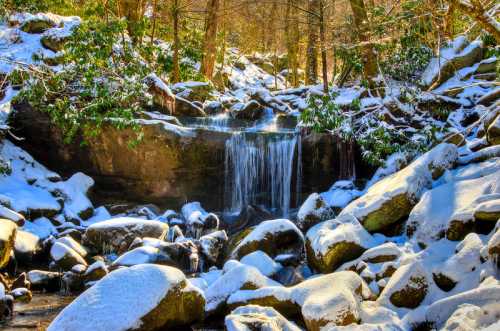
14;229;42;262
83;217;168;254
296;193;334;232
340;143;458;232
181;202;219;239
50;241;87;270
306;214;376;273
199;230;228;266
225;305;301;331
440;303;500;331
204;260;281;314
231;219;304;260
240;251;282;277
407;171;500;245
27;270;61;292
228;271;373;330
83;260;108;283
48;264;205;331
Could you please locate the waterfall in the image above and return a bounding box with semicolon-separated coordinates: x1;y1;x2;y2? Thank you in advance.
224;131;300;217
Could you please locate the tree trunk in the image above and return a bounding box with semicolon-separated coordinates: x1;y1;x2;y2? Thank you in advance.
150;0;158;45
319;0;328;92
200;0;220;79
444;1;455;38
118;0;146;45
306;0;319;85
447;0;500;43
285;0;300;87
349;0;377;88
172;0;180;83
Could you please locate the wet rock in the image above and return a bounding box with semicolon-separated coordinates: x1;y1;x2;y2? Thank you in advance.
62;271;85;292
11;272;30;290
0;219;17;269
306;214;374;273
27;270;61;292
233;100;265;121
199;230;228;268
341;143;458;232
48;265;205;331
204;101;224;115
273;266;305;286
50;242;87;271
0;288;14;321
296;193;334;232
225;305;301;331
231;219;304;260
182;202;219;239
229;204;273;235
83;217;168;254
172;81;214;102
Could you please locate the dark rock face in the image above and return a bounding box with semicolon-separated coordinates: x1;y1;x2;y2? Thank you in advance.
10;103;363;212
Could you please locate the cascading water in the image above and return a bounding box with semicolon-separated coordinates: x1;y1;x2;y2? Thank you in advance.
224;130;301;217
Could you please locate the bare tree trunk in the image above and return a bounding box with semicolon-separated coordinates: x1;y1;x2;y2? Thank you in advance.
444;1;455;38
285;0;300;87
150;0;158;46
172;0;180;83
119;0;146;45
306;0;319;85
447;0;500;43
200;0;220;79
349;0;377;88
319;0;328;92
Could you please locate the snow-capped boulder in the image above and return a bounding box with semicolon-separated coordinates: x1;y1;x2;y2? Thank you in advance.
306;214;375;273
27;270;61;292
50;241;87;270
14;229;42;263
487;226;500;267
228;271;373;330
204;260;281;314
48;264;205;331
377;261;430;309
487;114;500;146
0;206;25;226
181;202;219;239
230;219;304;260
421;36;483;88
240;251;282;277
225;305;301;331
423;285;500;330
172;81;214;102
340;143;458;232
56;236;87;258
19;13;57;33
0;219;17;269
175;96;207;117
10;287;32;303
232;100;265;120
83;217;168;254
40;16;80;51
473;199;500;222
440;303;500;331
296;193;334;232
407;172;500;245
111;246;160;267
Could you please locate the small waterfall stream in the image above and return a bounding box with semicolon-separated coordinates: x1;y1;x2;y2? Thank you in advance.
224;130;301;217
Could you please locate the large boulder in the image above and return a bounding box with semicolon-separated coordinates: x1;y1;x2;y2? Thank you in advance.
0;219;17;269
377;261;430;309
340;143;458;232
306;214;375;273
172;81;214;102
48;264;205;331
228;271;373;331
20;13;57;33
83;217;168;254
230;219;304;260
225;305;301;331
50;242;87;271
232;100;265;121
406;171;500;245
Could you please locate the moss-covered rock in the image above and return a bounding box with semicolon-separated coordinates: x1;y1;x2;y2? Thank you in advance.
48;265;205;331
0;219;17;269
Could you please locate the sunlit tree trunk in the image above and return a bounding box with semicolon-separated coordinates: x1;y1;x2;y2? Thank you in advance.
285;0;300;87
172;0;180;83
319;0;328;92
349;0;377;88
118;0;147;45
200;0;220;79
306;0;319;85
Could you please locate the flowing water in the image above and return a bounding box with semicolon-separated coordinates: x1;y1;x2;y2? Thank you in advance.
224;130;301;217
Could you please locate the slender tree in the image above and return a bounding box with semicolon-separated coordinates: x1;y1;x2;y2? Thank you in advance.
285;0;300;87
319;0;328;92
172;0;181;82
200;0;220;79
305;0;319;85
